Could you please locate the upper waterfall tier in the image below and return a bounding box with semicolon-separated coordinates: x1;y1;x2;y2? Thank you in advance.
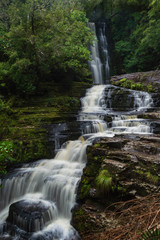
79;85;153;136
89;22;110;85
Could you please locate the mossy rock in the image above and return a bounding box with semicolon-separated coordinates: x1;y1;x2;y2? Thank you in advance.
72;207;97;234
105;87;134;111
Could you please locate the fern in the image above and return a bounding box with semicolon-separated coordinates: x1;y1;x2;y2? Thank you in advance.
140;228;160;240
96;169;112;195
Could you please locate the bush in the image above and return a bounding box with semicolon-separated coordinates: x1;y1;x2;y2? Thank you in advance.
9;58;37;95
0;141;16;175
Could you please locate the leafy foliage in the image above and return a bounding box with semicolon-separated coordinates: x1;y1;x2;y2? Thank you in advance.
107;0;160;74
0;0;94;96
80;0;103;13
0;141;16;175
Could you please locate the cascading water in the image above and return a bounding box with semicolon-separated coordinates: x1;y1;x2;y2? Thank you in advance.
0;22;153;240
106;85;153;134
98;23;110;82
89;23;110;84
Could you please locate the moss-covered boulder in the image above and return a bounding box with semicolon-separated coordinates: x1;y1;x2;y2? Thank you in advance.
105;86;134;111
110;70;160;107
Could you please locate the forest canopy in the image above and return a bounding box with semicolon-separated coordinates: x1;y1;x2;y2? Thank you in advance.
0;0;97;96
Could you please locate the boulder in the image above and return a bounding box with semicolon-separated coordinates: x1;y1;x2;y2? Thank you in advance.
6;199;55;233
110;71;160;106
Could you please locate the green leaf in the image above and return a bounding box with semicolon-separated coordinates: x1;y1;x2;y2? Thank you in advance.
140;228;160;240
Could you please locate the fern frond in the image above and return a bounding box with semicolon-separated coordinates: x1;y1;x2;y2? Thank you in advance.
140;228;160;240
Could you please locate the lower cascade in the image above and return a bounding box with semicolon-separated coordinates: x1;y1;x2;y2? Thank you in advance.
0;83;153;240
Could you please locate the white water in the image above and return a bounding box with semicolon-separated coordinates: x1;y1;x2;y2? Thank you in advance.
0;22;153;240
109;86;153;135
79;85;153;137
0;86;113;240
0;141;87;239
99;23;110;82
89;22;110;84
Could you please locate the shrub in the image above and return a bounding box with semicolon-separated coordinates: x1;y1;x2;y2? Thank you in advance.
0;141;16;175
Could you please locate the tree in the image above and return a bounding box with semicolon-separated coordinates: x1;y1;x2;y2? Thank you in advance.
0;0;94;96
109;0;160;74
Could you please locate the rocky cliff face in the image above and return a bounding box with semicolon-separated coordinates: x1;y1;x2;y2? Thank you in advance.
72;136;160;238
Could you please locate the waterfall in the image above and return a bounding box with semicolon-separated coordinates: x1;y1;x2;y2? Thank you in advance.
79;85;152;137
0;86;113;240
89;22;110;84
107;86;153;134
98;23;110;82
0;22;153;240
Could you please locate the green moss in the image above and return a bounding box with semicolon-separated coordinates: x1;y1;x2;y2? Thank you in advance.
74;209;85;216
112;185;127;195
80;183;91;198
147;84;153;92
135;169;159;184
84;163;99;177
96;169;112;195
146;171;159;184
120;78;127;82
93;143;101;148
110;88;133;110
120;80;145;90
136;169;144;175
0;109;52;169
112;77;155;93
0;78;91;173
73;213;95;233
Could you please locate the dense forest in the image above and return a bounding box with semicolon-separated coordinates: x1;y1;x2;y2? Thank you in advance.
0;0;160;97
106;0;160;74
0;0;95;97
0;0;160;172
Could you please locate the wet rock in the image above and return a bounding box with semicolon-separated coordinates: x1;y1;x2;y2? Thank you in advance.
0;237;14;240
46;121;82;155
151;121;160;134
103;115;112;123
103;159;127;170
89;188;97;198
105;86;134;111
137;107;160;134
6;199;55;233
